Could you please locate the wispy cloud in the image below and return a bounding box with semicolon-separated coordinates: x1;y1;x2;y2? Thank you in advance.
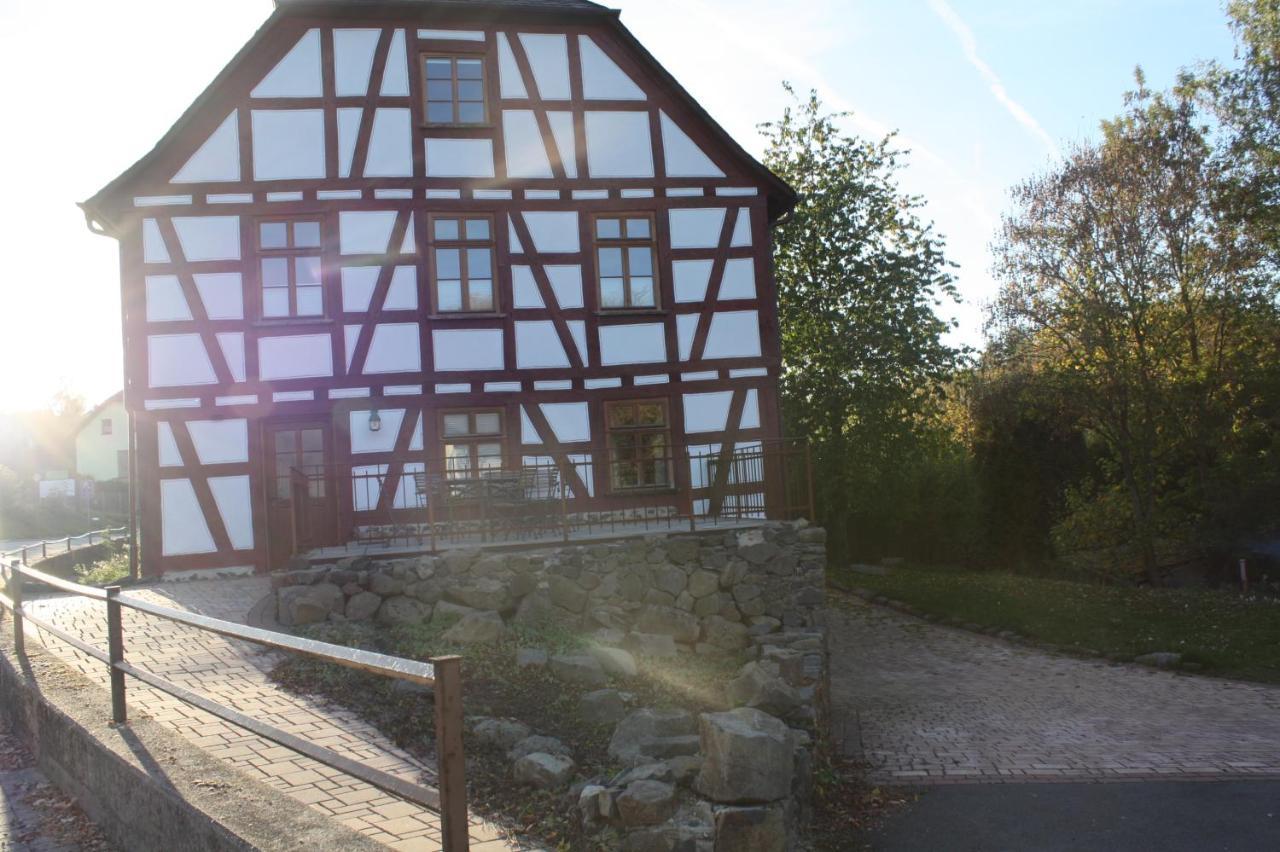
928;0;1059;158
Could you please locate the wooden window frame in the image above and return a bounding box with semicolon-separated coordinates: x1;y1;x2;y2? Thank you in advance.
605;399;673;492
591;213;661;312
270;424;329;500
256;217;326;320
420;53;490;127
101;418;113;436
439;408;506;478
428;214;499;314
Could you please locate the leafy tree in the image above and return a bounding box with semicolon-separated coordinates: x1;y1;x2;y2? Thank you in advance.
761;88;964;560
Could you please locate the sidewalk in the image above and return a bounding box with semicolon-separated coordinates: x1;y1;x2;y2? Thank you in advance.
23;577;516;851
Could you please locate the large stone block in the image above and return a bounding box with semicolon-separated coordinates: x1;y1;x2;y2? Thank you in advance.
701;616;750;652
725;661;803;718
714;804;786;852
634;605;700;644
344;591;382;622
277;583;344;626
616;780;676;827
549;575;588;613
695;708;793;803
550;653;608;687
441;611;506;644
445;578;511;612
686;570;719;599
609;708;699;767
375;595;431;626
513;752;575;789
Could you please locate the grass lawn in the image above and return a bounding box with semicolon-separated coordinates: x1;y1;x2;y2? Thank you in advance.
831;565;1280;684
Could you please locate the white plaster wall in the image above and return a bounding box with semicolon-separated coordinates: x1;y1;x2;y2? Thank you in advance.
540;402;591;443
515;321;570;369
149;335;217;387
683;391;734;433
584;112;654;178
142;219;169;263
432;328;504;371
251;29;322;98
496;34;528;99
187;419;249;465
365;108;413;177
503;111;554;178
349;408;405;454
173;216;241;261
599;323;666;365
579;36;645;100
193;272;244;320
521;211;579;253
341;266;379;311
216;333;246;383
157;422;182;467
519;33;571;100
673;259;713;303
660;111;724;178
425;138;495;177
669;208;726;249
171;112;240;183
363;323;421;374
251;110;326;181
719;258;757;300
209;475;254;550
258;334;334;380
703;311;762;359
333;28;379;96
146;275;192;322
160;478;216;555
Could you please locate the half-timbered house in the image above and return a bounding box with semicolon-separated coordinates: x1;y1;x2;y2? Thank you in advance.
82;0;800;578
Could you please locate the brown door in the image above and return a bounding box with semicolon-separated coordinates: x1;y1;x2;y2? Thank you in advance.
265;422;337;568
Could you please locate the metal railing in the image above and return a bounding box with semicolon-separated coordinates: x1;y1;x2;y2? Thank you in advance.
314;438;813;553
0;558;470;851
0;526;129;565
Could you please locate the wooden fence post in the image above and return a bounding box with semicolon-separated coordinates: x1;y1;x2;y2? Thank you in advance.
106;586;127;724
430;656;468;852
9;560;23;656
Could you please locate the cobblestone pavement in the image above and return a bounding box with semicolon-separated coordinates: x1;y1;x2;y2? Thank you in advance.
23;579;514;850
0;723;114;851
829;593;1280;785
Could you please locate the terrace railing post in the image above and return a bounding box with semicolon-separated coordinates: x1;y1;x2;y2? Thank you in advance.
430;656;469;852
560;471;570;543
105;586;127;725
41;541;47;560
10;560;24;656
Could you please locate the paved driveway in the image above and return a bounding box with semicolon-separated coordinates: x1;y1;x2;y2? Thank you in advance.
830;594;1280;783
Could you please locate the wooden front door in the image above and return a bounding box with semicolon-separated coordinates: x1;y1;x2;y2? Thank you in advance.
265;422;337;567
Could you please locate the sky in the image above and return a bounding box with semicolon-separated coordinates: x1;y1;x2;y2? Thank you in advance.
0;0;1239;413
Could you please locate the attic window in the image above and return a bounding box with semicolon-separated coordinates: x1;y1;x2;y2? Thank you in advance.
422;55;488;125
101;418;113;436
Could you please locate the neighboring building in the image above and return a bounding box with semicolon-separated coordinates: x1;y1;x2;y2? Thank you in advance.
75;392;131;483
80;0;798;578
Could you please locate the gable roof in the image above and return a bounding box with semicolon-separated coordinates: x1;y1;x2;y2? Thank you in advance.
81;0;796;229
77;391;125;433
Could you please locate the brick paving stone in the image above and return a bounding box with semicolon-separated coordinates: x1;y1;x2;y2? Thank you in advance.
22;577;520;849
829;593;1280;785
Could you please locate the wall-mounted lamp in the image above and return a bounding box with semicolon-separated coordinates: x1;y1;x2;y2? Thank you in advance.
368;409;382;432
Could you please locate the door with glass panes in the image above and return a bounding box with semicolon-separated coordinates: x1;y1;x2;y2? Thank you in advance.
264;422;338;567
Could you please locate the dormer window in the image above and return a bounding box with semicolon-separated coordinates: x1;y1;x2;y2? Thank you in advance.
422;56;488;125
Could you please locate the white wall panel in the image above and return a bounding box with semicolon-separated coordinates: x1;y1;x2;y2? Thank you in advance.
731;207;752;247
383;266;418;310
251;109;326;180
172;112;240;183
364;323;421;374
187;419;249;465
720;258;756;300
496;34;528;99
512;266;543;308
425;138;495;177
503;110;554;178
381;30;410;96
209;475;254;550
599;323;666;365
351;463;387;511
365;108;413;177
567;320;588;365
157;422;182;467
520;406;539;443
349;408;405;454
673;259;713;303
546;265;584;308
343;325;360;371
547;111;578;178
518;33;571;100
740;389;761;430
172;216;240;261
704;311;761;359
409;413;424;451
515;321;570;368
258;334;334;380
216;332;247;382
540;402;591;443
149;335;217;387
161;479;217;555
669;208;726;249
333;29;379;96
251;29;322;98
432;328;504;371
341;266;378;312
142;219;169;263
193;272;244;320
683;390;734;434
146;275;192;322
337;107;362;178
521;211;579;253
339;210;398;255
676;313;698;361
660;111;724;178
584;112;654;178
579;35;645;100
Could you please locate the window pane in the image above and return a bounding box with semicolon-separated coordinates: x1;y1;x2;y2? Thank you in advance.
262;288;290;317
443;414;470;437
296;285;323;316
294;255;321;286
477;443;503;470
437;280;463;312
625;217;651;239
261;256;289;287
466;248;491;278
598;247;623;277
293;221;321;247
457;102;485;124
434;219;460;240
628;246;653;276
427;101;454;123
260;222;287;249
457;80;484;101
464;218;490;240
444;444;471;476
456;59;483;79
596;218;621;239
301;429;323;451
600;278;625;308
637;403;666;426
425;58;452;78
609;404;637;428
426;79;454;100
474;413;501;434
468;279;493;311
275;431;296;453
630;277;655;307
435;248;460;278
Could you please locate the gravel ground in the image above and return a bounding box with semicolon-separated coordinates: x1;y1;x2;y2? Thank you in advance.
0;723;114;851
